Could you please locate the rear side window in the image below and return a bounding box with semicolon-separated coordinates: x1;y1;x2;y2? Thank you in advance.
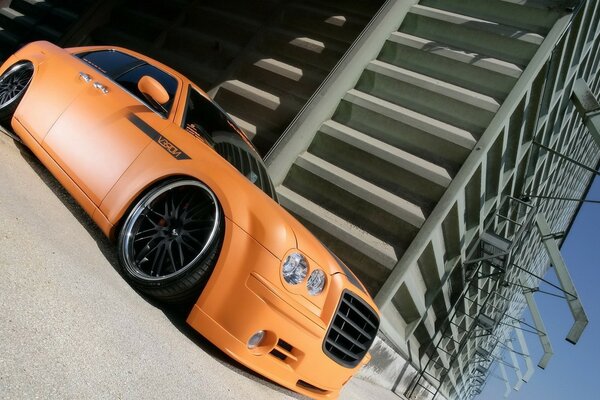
76;50;178;117
182;87;277;200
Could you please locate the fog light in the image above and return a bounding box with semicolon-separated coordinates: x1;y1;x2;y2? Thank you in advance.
247;330;266;349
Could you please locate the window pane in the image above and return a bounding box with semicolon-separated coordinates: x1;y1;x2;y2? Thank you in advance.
183;88;277;200
77;50;140;77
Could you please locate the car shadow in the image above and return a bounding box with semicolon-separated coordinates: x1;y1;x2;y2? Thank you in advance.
6;133;305;400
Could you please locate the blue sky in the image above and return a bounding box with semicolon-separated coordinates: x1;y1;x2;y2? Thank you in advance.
478;176;600;400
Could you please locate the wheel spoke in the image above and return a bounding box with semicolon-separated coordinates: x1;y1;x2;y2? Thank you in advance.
167;241;178;273
135;240;161;264
150;241;167;276
175;240;185;267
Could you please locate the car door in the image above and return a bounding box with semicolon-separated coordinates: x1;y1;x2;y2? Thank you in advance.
13;50;92;144
42;52;180;206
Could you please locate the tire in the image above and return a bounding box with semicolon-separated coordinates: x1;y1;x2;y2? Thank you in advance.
0;61;33;123
118;179;223;304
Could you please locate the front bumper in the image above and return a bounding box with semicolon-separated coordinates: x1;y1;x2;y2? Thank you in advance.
187;218;366;398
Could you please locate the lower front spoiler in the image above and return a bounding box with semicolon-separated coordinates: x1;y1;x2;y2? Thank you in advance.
188;303;341;399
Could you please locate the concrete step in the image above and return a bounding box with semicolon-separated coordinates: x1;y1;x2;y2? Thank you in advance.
46;0;96;14
10;0;51;18
259;26;345;73
187;4;262;30
35;23;61;42
358;60;497;134
194;0;280;24
281;2;368;45
402;4;542;67
277;186;399;270
296;151;426;228
90;25;153;53
383;32;521;99
217;79;305;118
113;0;184;22
304;0;382;19
331;100;469;171
343;89;477;151
181;5;260;49
307;123;446;208
319;120;452;189
411;4;544;46
214;79;306;154
213;84;283;153
164;27;241;71
284;153;421;251
151;47;220;89
368;60;500;113
420;0;559;35
50;5;78;24
238;53;323;100
109;6;166;43
0;7;38;37
0;26;21;50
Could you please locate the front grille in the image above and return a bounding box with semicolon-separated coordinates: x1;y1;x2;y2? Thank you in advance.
323;290;379;368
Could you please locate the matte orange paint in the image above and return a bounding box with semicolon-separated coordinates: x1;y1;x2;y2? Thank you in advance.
1;41;380;399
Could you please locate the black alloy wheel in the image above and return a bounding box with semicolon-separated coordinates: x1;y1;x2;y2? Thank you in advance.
0;61;33;123
118;179;222;303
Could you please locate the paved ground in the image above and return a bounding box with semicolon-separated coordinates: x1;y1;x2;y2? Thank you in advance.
0;132;401;399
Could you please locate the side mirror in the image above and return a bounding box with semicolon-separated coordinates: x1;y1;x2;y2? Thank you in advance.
138;75;169;105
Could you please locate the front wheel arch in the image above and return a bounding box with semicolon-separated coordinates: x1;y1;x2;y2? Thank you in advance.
117;177;224;304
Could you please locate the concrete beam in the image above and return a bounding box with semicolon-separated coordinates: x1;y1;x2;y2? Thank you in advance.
572;78;600;148
535;213;589;344
522;287;553;369
499;362;511;399
515;325;535;383
506;339;524;391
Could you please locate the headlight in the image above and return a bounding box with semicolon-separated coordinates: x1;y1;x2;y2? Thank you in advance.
282;253;308;285
307;269;326;296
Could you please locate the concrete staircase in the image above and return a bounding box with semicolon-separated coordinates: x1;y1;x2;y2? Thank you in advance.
272;0;560;295
0;0;95;60
81;0;383;155
211;0;383;154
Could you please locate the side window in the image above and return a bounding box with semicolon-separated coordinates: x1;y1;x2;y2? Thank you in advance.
183;87;277;200
78;50;140;76
115;64;178;116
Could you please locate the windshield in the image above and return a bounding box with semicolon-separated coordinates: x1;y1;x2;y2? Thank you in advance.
182;86;277;200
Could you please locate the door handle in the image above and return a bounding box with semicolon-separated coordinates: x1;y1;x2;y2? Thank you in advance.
93;82;109;94
79;72;92;83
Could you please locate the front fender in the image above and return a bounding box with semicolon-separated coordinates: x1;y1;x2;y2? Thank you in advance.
98;140;297;260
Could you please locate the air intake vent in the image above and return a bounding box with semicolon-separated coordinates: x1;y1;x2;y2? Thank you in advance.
323;290;379;368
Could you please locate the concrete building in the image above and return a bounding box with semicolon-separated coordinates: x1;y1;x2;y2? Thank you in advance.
0;1;598;399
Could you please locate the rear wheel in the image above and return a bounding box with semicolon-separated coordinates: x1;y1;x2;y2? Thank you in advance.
0;61;33;123
118;179;222;304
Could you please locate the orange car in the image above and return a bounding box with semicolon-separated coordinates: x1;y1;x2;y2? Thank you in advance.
0;41;380;398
